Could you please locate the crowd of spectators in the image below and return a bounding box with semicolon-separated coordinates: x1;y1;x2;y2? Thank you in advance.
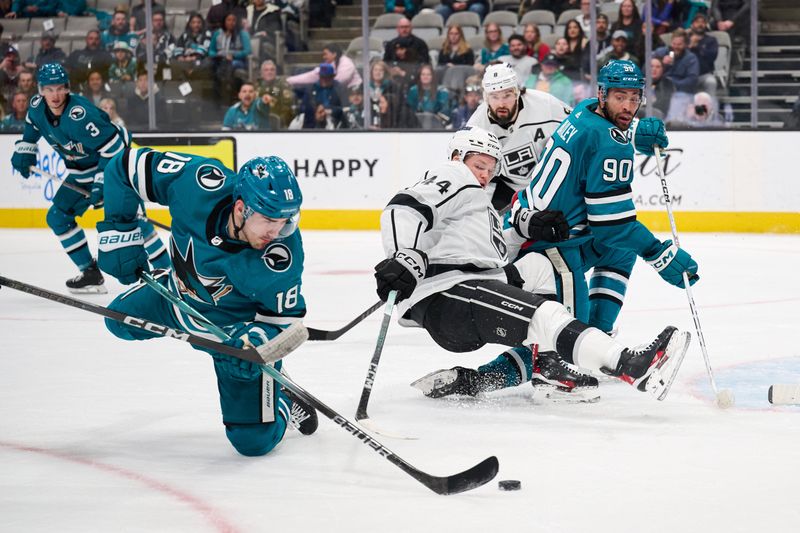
0;0;767;130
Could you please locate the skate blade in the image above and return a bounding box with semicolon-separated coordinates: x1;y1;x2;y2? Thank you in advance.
646;331;692;401
67;285;108;295
533;384;601;403
410;369;458;398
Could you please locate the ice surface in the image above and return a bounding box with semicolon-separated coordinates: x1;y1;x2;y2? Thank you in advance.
1;229;799;532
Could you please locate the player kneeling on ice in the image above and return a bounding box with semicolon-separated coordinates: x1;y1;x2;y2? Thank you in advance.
97;149;317;456
373;126;691;402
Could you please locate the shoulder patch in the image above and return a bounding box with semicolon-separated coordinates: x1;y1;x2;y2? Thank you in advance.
196;164;226;191
30;95;42;108
609;127;628;145
68;106;86;121
262;243;292;273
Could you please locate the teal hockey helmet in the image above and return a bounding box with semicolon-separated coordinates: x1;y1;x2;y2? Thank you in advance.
597;59;644;97
37;63;69;89
234;156;302;237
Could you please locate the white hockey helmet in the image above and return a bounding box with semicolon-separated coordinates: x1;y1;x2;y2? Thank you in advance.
447;126;502;163
482;63;519;95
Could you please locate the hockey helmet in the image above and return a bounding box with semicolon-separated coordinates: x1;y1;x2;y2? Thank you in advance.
447;126;502;164
482;63;519;95
234;156;303;238
37;63;69;89
598;59;645;98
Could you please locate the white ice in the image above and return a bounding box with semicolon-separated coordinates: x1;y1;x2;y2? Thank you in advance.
1;229;798;533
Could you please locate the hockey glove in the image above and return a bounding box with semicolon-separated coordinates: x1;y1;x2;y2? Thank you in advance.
97;220;149;285
512;208;570;242
634;117;668;156
374;248;428;303
11;141;38;179
90;173;104;209
644;240;699;288
215;322;279;380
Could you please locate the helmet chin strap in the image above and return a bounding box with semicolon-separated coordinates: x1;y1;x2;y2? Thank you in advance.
231;202;252;241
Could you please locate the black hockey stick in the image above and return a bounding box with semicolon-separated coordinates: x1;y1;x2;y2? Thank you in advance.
0;275;305;365
141;285;498;495
29;166;172;231
307;299;382;341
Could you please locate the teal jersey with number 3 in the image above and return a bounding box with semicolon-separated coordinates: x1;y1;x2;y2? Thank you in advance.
102;147;306;328
508;98;660;258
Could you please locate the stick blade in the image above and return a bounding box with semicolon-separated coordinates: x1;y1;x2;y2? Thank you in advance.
356;416;418;441
254;322;309;363
426;456;500;496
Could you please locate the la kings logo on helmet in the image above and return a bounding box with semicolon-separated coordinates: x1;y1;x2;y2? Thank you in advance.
262;243;292;272
196;164;226;191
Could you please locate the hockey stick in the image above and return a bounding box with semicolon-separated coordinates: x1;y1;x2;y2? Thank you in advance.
0;275;305;365
652;146;734;408
146;287;498;495
354;291;416;439
307;300;382;341
28;167;172;232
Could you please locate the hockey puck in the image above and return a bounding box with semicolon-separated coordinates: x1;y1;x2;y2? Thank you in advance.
498;479;521;491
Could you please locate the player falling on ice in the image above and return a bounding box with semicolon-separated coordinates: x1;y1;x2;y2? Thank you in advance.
96;149;317;455
10;63;169;294
420;61;700;401
373;126;691;402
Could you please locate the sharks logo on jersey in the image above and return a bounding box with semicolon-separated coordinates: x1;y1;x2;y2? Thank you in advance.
196;164;226;191
262;243;292;272
69;106;86;121
171;238;232;304
609;127;628;145
30;95;42;108
57;141;88;160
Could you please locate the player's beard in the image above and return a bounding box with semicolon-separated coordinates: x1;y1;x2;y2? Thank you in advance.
489;101;518;126
600;102;635;131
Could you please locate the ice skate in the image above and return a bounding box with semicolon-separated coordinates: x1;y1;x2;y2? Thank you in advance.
65;260;107;294
283;388;318;436
531;351;600;403
410;366;504;398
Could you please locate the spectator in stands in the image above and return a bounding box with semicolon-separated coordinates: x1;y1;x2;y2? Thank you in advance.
434;0;488;25
500;34;537;87
386;38;422;91
0;90;26;131
99;97;125;128
257;59;294;129
475;22;508;71
207;0;247;32
383;17;429;65
522;24;549;63
449;75;481;129
385;0;420;19
67;30;112;88
575;0;593;34
223;81;271;131
288;43;362;89
172;13;212;81
407;63;451;118
711;0;749;43
25;33;65;71
610;0;642;50
654;28;700;94
524;52;573;105
341;84;365;129
124;70;166;130
56;0;86;16
0;46;22;102
600;30;638;67
289;102;337;130
677;90;722;126
563;20;587;58
649;56;674;118
298;63;345;128
581;13;613;75
0;2;13;18
371;91;418;129
369;60;396;101
439;24;475;66
245;0;282;40
7;0;58;18
129;1;165;33
102;9;138;52
109;41;136;84
80;69;111;107
518;0;575;20
209;12;252;106
643;0;676;36
688;12;718;94
552;37;581;81
16;68;35;100
134;11;174;78
309;0;336;29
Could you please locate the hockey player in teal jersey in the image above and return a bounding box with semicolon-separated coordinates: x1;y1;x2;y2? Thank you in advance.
96;149;317;456
10;63;168;294
420;60;699;400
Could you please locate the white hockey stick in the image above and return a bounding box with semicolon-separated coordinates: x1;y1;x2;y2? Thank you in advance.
652;146;734;408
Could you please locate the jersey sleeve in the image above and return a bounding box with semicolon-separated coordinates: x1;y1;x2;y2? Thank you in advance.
76;105;129;171
21;98;43;144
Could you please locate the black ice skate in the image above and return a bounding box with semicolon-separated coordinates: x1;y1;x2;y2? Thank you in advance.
531;351;600;403
283;388;318;436
410;366;505;398
604;326;691;400
65;260;107;294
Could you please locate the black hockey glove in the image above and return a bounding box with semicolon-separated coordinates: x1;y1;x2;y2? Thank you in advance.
374;248;428;303
512;208;570;242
